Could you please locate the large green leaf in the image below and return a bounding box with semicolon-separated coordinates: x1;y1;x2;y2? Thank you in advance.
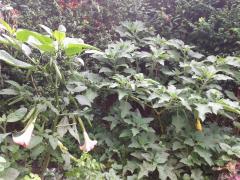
138;161;156;179
157;164;177;180
64;43;97;56
76;95;91;107
194;103;212;121
0;168;20;180
0;50;32;69
16;29;53;44
6;108;28;123
26;36;55;53
194;146;213;166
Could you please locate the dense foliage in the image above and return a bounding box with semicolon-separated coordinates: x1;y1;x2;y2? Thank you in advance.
0;0;240;179
5;0;240;54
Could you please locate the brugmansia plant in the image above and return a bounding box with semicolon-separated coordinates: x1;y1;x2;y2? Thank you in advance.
87;21;240;179
0;19;99;177
0;18;240;179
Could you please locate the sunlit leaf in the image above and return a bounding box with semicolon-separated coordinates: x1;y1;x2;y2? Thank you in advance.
0;50;32;69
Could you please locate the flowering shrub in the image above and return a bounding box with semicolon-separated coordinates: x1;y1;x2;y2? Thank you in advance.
0;20;100;178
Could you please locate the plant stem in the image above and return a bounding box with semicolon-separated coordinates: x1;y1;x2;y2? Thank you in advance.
41;150;51;178
77;117;86;132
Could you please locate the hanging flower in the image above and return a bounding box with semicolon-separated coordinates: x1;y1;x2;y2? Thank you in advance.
195;117;203;132
12;121;35;148
79;131;97;152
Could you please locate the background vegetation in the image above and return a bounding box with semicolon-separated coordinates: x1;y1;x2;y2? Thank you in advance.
0;0;240;179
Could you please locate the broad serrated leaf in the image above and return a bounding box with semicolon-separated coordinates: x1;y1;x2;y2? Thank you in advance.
154;152;169;164
120;101;131;118
172;115;186;133
157;164;177;180
117;89;128;100
208;102;223;114
195;103;212;121
194;146;213;166
191;169;203;180
138;161;156;179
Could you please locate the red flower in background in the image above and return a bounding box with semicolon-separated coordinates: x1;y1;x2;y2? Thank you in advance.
11;9;20;18
58;0;82;10
0;2;20;29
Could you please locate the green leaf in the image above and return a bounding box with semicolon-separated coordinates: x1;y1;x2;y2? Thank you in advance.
219;143;231;152
120;101;131;118
16;29;55;53
172;141;185;150
53;30;66;42
208;102;223;114
16;29;53;44
191;169;203;180
214;74;233;81
57;117;69;138
119;129;132;138
172;115;185;133
27;36;55;53
76;95;91;107
194;146;213;166
138;161;156;179
0;168;20;180
39;24;53;36
0;157;6;163
0;19;14;34
66;82;87;93
85;90;98;103
21;44;32;56
30;145;45;160
184;138;195;146
195;103;212;121
233;122;240;129
154;152;169;164
188;50;204;59
131;128;140;136
157;164;177;180
64;43;97;56
68;124;80;143
6;108;27;123
225;56;240;67
117;89;128;100
0;89;18;95
0;133;10;144
49;136;58;150
28;136;43;149
123;161;138;175
0;50;32;69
